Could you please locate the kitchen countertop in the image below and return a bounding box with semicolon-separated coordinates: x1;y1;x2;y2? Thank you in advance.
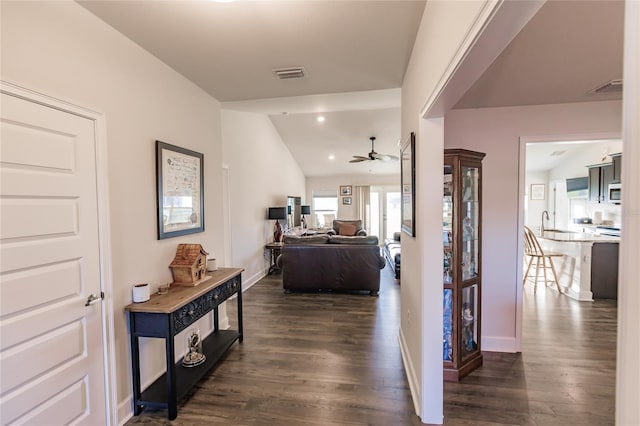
538;230;620;243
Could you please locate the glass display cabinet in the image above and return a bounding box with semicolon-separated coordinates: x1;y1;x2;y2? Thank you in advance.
443;149;485;382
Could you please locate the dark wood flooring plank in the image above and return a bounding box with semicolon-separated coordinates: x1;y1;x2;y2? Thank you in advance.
126;267;616;425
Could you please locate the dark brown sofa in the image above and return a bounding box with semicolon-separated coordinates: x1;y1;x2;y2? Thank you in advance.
277;234;385;296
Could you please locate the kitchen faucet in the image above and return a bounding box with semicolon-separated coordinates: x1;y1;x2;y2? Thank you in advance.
541;210;550;232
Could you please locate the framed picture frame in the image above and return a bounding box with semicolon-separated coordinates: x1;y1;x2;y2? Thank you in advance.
340;185;352;196
342;196;352;205
156;140;204;239
401;132;416;237
530;183;545;200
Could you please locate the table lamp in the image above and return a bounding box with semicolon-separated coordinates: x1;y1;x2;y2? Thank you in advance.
300;205;310;229
268;207;287;242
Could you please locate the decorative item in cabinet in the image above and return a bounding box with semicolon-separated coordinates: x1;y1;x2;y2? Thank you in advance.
443;148;485;382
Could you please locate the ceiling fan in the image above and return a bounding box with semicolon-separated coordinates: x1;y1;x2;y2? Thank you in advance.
349;137;399;163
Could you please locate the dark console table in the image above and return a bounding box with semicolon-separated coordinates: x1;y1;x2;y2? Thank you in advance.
125;268;244;420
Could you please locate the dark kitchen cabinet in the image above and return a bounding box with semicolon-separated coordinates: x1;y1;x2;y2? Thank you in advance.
611;153;622;183
587;163;613;203
591;243;619;300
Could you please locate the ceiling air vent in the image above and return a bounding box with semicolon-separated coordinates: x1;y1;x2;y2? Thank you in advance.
273;67;305;80
587;79;623;95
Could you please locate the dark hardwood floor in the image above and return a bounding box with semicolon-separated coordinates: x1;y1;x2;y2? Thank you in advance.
126;268;616;425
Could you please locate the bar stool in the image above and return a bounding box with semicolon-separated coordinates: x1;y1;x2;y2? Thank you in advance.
523;226;564;293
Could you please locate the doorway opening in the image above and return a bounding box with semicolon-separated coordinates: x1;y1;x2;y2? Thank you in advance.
370;186;401;240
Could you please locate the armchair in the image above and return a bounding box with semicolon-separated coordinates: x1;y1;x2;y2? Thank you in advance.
327;219;367;236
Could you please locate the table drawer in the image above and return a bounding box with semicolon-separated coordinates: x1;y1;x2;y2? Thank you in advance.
172;277;240;333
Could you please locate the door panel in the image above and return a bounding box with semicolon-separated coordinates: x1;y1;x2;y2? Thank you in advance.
0;93;106;425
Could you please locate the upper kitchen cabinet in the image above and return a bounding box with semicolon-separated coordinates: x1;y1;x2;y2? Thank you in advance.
611;153;622;183
588;162;614;203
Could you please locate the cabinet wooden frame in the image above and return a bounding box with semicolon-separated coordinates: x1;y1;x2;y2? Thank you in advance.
443;149;485;382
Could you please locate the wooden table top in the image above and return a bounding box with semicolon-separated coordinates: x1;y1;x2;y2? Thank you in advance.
125;267;244;314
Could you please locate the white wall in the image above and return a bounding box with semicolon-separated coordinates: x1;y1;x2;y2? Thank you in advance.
401;1;490;422
1;2;225;422
445;100;622;352
221;109;305;285
525;170;550;231
617;2;640;421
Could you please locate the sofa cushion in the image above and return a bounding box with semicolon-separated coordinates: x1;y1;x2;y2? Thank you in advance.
338;223;357;236
283;235;329;245
328;235;379;245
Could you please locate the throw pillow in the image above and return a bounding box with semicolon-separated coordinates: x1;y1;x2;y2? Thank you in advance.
339;224;357;236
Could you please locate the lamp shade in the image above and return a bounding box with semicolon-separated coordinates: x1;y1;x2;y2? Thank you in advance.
300;205;311;215
268;207;287;220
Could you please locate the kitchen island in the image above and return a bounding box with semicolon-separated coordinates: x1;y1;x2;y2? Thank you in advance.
537;230;619;301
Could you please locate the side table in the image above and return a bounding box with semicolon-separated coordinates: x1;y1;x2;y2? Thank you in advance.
265;242;283;274
125;268;244;420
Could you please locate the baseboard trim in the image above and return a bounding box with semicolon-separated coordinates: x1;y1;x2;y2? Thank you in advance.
242;269;265;292
117;398;133;426
398;326;421;418
482;336;518;353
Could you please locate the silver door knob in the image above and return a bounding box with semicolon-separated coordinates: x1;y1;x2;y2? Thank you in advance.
85;292;104;306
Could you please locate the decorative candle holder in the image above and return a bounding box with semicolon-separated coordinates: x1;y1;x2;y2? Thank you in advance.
182;329;206;367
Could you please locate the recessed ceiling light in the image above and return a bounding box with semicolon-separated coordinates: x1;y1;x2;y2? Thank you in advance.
328;155;335;160
317;116;325;123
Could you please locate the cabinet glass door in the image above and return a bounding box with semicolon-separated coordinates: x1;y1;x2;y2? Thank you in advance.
443;289;453;362
461;284;479;359
461;166;479;281
443;165;453;284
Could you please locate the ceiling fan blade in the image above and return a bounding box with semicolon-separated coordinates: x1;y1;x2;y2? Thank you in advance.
371;153;399;162
349;156;370;163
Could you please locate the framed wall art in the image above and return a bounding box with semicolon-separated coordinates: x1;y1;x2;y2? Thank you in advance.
156;140;204;239
340;185;352;196
342;196;352;205
530;184;545;200
401;132;416;237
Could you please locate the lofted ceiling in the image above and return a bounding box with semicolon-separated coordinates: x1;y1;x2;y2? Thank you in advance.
79;1;425;102
80;0;624;178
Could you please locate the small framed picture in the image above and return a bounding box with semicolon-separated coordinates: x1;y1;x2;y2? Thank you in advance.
340;185;352;196
342;197;352;205
530;184;545;200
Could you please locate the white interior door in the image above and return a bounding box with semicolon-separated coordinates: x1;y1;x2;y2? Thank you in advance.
0;92;107;425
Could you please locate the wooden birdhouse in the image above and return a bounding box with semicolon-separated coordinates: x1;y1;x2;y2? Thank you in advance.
169;244;210;286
